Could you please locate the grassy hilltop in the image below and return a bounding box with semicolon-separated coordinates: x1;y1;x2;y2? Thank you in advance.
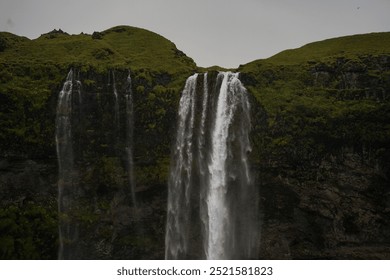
0;26;196;157
239;32;390;162
0;25;195;72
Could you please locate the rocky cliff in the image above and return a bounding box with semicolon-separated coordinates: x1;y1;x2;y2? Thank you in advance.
0;27;389;259
0;26;196;259
240;33;390;258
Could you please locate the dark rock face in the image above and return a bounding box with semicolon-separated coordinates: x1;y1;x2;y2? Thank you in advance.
0;68;173;259
310;56;390;101
258;152;390;259
52;69;172;259
246;55;390;259
0;158;58;259
0;159;57;203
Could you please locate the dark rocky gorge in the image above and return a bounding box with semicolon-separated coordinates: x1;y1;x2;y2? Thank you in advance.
0;26;390;259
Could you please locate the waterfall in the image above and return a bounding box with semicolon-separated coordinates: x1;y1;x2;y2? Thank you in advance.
112;71;120;134
199;73;210;257
56;69;80;260
165;72;258;260
207;72;254;259
125;72;136;207
165;74;198;259
55;69;139;258
207;72;232;259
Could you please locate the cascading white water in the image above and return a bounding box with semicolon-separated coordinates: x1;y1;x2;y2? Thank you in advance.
125;72;136;207
207;72;254;259
199;73;209;257
112;71;120;132
207;72;233;259
56;70;73;174
165;73;198;259
166;72;257;260
56;69;80;260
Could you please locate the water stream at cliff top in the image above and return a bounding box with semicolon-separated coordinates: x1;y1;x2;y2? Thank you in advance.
111;71;120;137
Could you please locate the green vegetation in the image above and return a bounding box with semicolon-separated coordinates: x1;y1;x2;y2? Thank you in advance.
0;202;57;259
245;32;390;67
0;26;197;158
0;26;196;73
239;32;390;167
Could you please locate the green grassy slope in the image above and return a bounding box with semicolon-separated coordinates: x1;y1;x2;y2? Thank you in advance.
0;26;196;113
239;32;390;168
244;32;390;68
0;26;197;157
0;25;195;74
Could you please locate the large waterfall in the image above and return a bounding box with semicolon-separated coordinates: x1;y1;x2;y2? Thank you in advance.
165;72;258;260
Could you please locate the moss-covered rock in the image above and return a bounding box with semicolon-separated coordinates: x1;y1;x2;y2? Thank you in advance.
239;33;390;259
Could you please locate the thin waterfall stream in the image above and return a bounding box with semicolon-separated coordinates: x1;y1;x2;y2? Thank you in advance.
125;72;136;207
56;69;80;259
56;69;137;259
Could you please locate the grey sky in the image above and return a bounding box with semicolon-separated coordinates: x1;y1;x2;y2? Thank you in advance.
1;0;389;68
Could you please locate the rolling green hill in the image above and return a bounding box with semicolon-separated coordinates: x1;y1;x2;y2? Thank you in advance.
239;32;390;118
0;25;196;123
0;25;195;74
244;32;390;67
0;26;197;158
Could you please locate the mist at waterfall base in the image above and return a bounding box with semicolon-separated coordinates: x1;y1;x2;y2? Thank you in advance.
55;69;137;259
165;72;259;260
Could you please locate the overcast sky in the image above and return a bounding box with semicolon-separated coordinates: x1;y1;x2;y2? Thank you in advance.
1;0;389;68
